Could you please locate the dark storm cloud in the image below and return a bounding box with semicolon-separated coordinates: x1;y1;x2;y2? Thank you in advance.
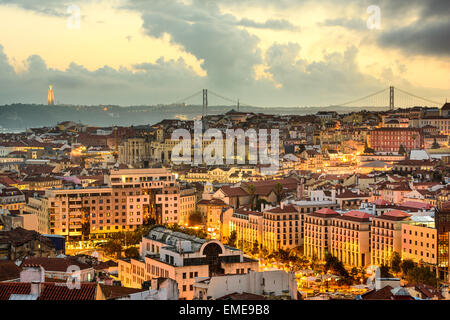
378;20;450;56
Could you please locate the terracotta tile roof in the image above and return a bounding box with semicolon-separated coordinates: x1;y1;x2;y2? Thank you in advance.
340;211;372;222
336;190;369;199
234;208;263;216
0;282;97;300
400;201;433;210
360;285;394;300
197;199;228;206
0;227;54;248
219;186;248;197
99;284;143;299
22;257;92;272
379;210;411;221
265;205;297;214
217;292;266;300
0;261;22;282
309;208;340;218
94;260;118;270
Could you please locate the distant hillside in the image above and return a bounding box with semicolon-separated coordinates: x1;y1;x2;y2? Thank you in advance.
0;103;389;130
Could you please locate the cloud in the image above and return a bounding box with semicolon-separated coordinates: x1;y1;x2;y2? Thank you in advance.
378;20;450;56
0;0;70;16
236;18;300;31
263;43;385;105
0;45;205;105
0;0;447;107
321;18;367;31
126;0;263;91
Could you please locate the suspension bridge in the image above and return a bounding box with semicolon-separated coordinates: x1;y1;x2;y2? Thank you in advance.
168;86;445;117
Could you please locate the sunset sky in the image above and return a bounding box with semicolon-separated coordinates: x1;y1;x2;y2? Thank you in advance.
0;0;448;107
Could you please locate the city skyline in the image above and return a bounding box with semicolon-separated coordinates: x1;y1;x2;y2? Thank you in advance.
0;0;448;107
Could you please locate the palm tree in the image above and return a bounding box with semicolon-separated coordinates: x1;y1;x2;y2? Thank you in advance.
246;184;257;210
273;182;284;203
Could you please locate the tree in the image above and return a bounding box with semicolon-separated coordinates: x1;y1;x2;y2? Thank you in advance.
188;210;204;226
398;144;406;155
324;254;350;279
390;252;402;273
401;259;416;275
379;265;393;278
246;184;257;210
405;266;437;286
432;138;440;149
124;246;140;259
251;241;259;255
104;239;123;259
351;267;358;279
364;141;375;154
255;198;269;211
298;144;306;153
227;231;237;248
273;182;284;203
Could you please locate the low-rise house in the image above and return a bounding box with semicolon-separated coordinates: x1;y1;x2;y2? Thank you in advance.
0;227;56;261
21;257;95;282
193;270;297;300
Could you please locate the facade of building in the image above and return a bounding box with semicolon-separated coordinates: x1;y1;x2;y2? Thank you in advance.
304;208;340;261
371;210;411;266
329;211;371;267
45;168;185;240
119;226;259;300
194;270;297;300
369;128;424;153
401;223;437;265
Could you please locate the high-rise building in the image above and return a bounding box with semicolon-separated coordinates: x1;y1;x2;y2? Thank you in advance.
48;85;55;105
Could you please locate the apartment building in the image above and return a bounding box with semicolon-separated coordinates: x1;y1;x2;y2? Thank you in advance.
304;208;340;261
22;196;50;234
330;211;371;267
261;204;300;251
119;226;258;300
45;168;183;240
371;210;411;266
229;208;263;251
402;223;437;265
369;128;424;152
198;198;230;236
46;186;148;240
0;186;26;211
118;137;151;168
179;188;197;226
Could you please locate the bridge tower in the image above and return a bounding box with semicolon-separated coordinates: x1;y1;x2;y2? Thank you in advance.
389;86;395;111
202;89;208;118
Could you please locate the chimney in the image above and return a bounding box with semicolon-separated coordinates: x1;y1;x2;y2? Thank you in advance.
280;202;284;210
30;281;41;296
